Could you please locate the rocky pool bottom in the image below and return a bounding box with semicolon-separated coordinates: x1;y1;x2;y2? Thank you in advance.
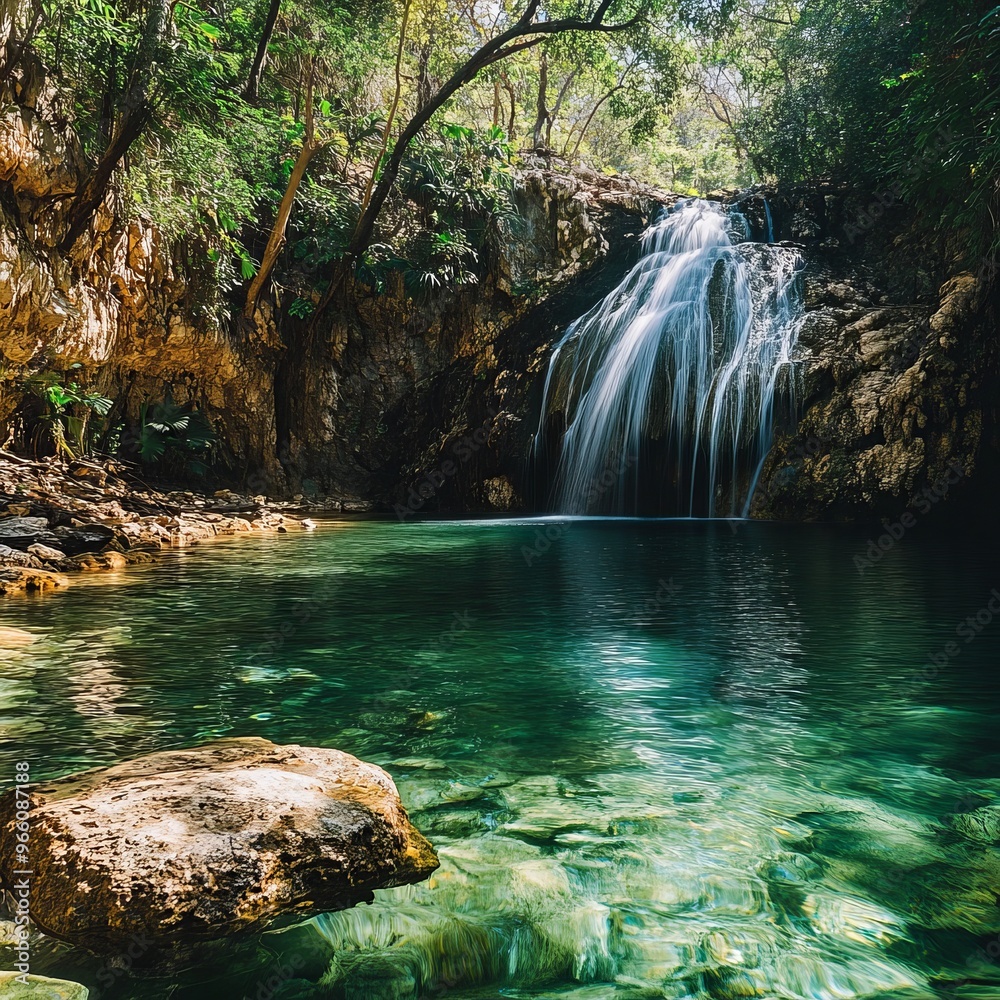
2;518;1000;999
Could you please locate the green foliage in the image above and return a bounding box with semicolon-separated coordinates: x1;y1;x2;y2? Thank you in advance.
886;4;1000;261
402;123;515;237
139;399;217;474
16;0;740;307
288;296;316;318
23;367;113;459
288;167;360;270
19;0;996;306
716;0;1000;263
356;228;480;297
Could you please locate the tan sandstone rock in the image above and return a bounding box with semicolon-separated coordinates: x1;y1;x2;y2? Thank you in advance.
68;551;127;572
0;567;70;595
0;973;89;998
26;543;65;562
0;738;438;953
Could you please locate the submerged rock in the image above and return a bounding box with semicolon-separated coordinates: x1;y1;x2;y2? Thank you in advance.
0;974;88;998
947;805;1000;844
0;627;35;646
0;738;438;953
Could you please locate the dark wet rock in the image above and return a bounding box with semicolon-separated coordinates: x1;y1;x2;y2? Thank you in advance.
0;517;50;547
752;266;991;521
0;738;439;954
49;523;116;555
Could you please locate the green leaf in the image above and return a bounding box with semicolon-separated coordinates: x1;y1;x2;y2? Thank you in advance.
84;393;114;417
45;386;74;409
140;426;167;463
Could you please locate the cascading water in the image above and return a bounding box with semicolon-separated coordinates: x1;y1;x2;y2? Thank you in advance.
533;198;804;517
763;197;775;243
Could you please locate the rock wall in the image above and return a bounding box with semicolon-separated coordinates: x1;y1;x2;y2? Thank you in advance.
738;188;998;522
0;55;281;476
0;55;665;503
278;162;666;510
1;55;996;523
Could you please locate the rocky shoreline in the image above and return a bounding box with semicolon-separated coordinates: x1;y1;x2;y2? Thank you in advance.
0;455;344;599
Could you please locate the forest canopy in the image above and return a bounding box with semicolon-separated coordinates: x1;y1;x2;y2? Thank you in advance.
1;0;997;311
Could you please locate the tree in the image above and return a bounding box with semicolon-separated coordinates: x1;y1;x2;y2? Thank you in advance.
317;0;656;314
59;0;169;251
243;57;325;317
244;0;282;102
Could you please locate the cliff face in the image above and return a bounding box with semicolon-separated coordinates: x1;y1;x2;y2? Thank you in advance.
1;62;996;523
0;54;281;476
0;56;665;506
739;189;998;522
276;167;666;511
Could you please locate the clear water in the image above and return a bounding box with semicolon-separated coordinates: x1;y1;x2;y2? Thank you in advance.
534;200;804;517
2;519;1000;1000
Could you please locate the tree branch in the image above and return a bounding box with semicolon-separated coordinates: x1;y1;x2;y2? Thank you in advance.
312;0;649;325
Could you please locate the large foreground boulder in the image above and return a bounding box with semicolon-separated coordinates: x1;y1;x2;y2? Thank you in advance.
0;738;438;953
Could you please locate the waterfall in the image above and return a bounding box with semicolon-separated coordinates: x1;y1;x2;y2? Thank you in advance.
763;198;775;243
533;198;804;518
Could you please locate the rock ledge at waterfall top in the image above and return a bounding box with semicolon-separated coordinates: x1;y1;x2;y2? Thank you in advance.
0;738;439;954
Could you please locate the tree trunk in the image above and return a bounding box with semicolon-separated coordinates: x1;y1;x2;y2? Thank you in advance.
59;0;168;252
244;0;281;103
501;71;517;138
358;0;411;219
570;77;627;160
242;140;317;317
546;69;576;147
416;40;432;112
244;63;317;318
532;51;548;149
99;42;118;147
